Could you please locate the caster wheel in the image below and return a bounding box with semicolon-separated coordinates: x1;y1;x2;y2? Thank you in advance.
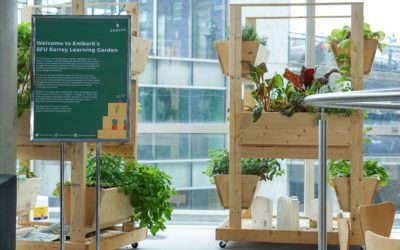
132;242;139;248
219;241;228;248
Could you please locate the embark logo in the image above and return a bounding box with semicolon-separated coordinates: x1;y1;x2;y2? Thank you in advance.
110;23;126;33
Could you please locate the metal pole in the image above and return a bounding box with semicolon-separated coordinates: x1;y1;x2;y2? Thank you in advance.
318;109;327;250
60;142;65;250
96;142;101;250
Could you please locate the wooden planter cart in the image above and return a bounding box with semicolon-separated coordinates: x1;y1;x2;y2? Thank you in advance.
16;2;149;249
216;2;368;247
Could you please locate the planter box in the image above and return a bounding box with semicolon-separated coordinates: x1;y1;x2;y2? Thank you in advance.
331;39;378;75
16;177;41;214
131;37;152;75
214;174;259;209
333;177;379;212
64;187;133;232
240;112;352;160
214;41;269;77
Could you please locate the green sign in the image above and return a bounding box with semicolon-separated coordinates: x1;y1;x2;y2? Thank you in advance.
31;16;131;142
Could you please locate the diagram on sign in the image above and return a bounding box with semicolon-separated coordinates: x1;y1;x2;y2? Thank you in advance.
98;102;128;139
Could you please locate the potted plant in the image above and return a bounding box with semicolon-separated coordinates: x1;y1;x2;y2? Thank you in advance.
16;165;41;216
54;153;175;235
328;159;389;212
203;149;284;209
325;22;387;75
214;24;269;77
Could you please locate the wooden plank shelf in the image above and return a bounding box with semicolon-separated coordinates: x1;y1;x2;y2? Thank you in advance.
216;218;363;245
16;226;147;250
240;112;351;160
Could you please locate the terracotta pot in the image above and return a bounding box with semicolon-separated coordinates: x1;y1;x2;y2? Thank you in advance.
214;174;259;209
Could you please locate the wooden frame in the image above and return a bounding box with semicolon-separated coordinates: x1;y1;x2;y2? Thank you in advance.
16;2;148;249
217;2;365;246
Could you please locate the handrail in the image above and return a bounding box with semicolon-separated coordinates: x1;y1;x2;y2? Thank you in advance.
304;89;400;111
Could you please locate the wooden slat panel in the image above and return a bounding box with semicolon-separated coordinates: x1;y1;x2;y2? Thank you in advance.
216;227;363;245
241;145;350;160
228;5;242;229
350;3;364;235
241;112;351;147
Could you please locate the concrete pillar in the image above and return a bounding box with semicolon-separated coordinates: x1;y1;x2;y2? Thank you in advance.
0;0;17;249
0;0;17;174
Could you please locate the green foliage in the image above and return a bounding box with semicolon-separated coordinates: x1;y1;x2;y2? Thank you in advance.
17;165;36;178
17;22;32;117
325;22;387;75
328;159;389;187
203;149;284;183
242;24;268;46
54;153;175;236
248;63;351;121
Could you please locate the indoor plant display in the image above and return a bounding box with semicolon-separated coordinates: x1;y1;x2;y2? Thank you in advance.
325;22;387;75
215;24;269;76
328;159;389;211
248;63;351;122
204;149;284;209
54;153;175;235
16;165;41;215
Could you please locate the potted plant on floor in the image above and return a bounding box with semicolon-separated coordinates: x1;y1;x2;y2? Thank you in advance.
215;25;269;77
324;22;387;75
328;159;389;212
203;149;284;209
16;165;41;216
54;153;175;235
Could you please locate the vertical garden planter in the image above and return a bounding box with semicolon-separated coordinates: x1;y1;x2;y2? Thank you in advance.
331;39;378;75
214;174;259;209
64;187;133;232
16;177;41;214
131;36;152;75
214;41;269;77
333;177;379;212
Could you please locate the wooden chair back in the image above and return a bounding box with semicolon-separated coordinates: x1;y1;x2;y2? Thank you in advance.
337;213;350;250
365;231;400;250
358;201;395;242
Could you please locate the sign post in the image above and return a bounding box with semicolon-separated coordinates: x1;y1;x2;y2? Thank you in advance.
31;16;131;249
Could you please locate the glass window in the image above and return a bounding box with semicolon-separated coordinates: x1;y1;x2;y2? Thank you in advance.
192;0;226;59
155;134;189;160
157;60;191;86
191;134;226;159
157;0;191;57
138;87;154;122
191;89;226;123
137;133;155;160
155;88;189;122
193;61;225;87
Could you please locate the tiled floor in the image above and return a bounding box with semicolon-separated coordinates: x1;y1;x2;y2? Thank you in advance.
118;226;360;250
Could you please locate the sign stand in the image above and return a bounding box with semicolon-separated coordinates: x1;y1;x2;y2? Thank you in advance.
60;142;65;250
96;142;101;250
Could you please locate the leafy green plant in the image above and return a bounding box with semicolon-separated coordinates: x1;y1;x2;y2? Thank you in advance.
325;22;387;74
203;149;284;183
17;22;32;117
248;63;350;121
242;24;268;46
54;153;175;235
17;165;36;178
328;159;389;187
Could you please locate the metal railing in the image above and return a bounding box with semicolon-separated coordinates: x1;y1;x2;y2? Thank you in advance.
304;88;400;248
